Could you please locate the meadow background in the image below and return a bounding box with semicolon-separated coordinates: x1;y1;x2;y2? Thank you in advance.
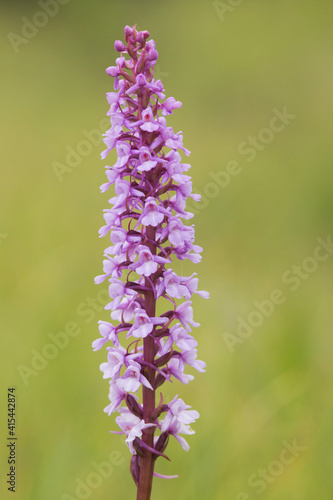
1;1;333;499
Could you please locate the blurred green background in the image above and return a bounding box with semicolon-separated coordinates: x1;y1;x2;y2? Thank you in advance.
1;0;333;499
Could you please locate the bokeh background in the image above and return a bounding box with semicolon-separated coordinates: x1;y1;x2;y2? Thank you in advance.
1;1;333;499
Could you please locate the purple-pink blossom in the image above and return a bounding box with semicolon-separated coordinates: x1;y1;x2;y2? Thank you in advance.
93;25;208;496
115;409;155;454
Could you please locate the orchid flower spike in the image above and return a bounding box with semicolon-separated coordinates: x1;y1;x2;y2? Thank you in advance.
93;24;209;500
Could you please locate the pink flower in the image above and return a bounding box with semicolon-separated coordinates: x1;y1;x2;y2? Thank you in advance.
161;97;182;116
103;381;126;416
137;146;157;172
92;321;118;351
116;360;153;392
127;309;168;339
116;410;155;454
166;357;194;384
100;345;127;379
167;218;195;247
129;246;169;277
162;396;199;429
160;417;195;452
163;269;188;299
175;301;200;332
161;324;197;354
139;198;169;227
181;349;206;372
140;106;159;132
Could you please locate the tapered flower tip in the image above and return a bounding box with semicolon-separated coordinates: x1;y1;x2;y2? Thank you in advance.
114;40;126;52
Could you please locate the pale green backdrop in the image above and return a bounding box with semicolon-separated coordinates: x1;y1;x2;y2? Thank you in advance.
1;1;333;499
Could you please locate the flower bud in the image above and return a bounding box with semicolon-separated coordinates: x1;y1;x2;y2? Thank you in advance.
148;49;159;61
130;455;140;486
155;371;168;389
126;394;143;419
106;66;119;77
155;350;174;368
114;40;126;52
136;31;144;44
146;40;155;51
127;43;136;59
155;432;169;454
124;25;133;38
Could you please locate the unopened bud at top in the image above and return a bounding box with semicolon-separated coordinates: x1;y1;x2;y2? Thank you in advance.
114;40;126;52
124;25;133;38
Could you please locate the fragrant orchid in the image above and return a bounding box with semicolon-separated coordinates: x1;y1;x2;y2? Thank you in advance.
93;24;208;500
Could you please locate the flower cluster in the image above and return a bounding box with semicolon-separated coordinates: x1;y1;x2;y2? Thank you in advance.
93;25;208;488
